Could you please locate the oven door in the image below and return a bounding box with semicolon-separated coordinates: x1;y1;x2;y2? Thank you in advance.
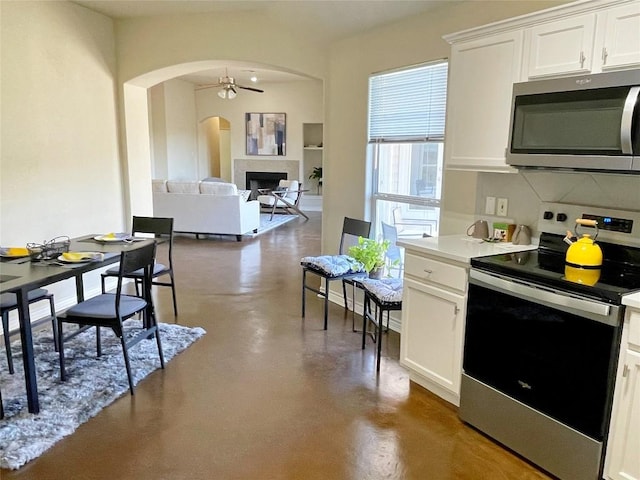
463;269;622;441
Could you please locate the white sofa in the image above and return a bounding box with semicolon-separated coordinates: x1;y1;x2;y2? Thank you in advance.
152;180;260;241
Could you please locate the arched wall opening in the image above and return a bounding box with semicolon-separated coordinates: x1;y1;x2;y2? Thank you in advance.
121;60;321;220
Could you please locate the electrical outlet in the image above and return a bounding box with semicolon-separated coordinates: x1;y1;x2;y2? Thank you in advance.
497;198;508;217
485;196;496;215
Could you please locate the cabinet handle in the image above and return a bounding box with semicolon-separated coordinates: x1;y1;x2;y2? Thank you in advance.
623;363;630;377
423;269;433;275
580;51;586;69
602;47;608;65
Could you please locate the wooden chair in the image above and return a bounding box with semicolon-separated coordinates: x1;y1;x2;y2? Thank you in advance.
301;217;371;329
58;242;164;394
1;288;58;374
101;216;177;316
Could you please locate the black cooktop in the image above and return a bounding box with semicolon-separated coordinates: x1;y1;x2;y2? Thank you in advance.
471;233;640;305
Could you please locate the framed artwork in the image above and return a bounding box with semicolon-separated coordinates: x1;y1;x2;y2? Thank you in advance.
246;113;286;156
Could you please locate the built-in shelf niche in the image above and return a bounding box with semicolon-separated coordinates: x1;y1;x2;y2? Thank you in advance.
303;123;323;195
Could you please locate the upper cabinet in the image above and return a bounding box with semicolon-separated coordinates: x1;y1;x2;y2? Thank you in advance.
444;31;523;172
597;2;640;71
523;3;640;79
444;0;640;173
523;14;597;78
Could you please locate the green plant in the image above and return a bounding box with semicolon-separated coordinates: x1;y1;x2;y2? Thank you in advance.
308;167;323;184
348;237;390;275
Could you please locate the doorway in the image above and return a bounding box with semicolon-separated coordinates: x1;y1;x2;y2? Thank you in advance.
201;116;231;181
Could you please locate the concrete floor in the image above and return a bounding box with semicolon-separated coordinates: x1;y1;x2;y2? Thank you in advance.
2;212;551;480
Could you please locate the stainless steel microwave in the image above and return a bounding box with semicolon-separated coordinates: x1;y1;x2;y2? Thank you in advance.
506;69;640;173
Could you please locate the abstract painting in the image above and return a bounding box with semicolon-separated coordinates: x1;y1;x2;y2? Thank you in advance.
246;113;286;156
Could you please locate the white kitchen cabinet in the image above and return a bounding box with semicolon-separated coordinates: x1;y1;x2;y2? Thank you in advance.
443;0;640;173
443;30;523;173
605;308;640;480
596;2;640;72
400;252;467;406
523;14;596;79
523;2;640;78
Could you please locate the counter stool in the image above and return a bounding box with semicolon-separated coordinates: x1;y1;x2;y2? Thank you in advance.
360;278;403;372
1;288;58;374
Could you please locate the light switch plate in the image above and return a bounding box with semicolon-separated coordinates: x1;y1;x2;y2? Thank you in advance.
497;198;508;217
485;196;496;215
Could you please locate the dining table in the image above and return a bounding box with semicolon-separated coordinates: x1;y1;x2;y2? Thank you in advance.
0;234;156;414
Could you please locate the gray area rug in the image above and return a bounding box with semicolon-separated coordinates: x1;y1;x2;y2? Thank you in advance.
246;213;298;237
0;320;205;470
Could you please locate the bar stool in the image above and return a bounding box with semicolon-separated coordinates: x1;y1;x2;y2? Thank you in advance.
1;288;58;374
360;278;403;372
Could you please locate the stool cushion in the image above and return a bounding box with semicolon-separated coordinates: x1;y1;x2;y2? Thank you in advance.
361;278;403;304
301;255;365;277
0;288;50;310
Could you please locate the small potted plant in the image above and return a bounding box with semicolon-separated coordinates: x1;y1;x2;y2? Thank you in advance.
308;166;323;194
348;237;390;279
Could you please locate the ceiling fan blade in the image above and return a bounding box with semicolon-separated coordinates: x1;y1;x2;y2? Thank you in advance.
195;83;222;91
237;85;264;93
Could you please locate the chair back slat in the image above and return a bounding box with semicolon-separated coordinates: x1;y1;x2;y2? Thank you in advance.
132;216;173;237
339;217;371;254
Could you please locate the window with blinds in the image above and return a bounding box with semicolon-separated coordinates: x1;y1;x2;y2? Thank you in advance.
369;61;448;143
368;60;448;239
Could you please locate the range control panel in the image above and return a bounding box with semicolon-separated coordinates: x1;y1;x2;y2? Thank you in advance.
538;203;640;247
581;214;633;234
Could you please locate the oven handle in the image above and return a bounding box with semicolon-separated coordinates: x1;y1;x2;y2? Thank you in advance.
470;269;620;326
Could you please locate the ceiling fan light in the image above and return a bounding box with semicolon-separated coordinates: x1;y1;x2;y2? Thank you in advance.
227;89;237;99
217;89;227;99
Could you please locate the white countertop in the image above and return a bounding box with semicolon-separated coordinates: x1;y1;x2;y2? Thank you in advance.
623;291;640;310
397;234;538;264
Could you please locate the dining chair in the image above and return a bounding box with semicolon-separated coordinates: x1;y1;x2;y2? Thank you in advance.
58;242;164;394
1;288;58;374
101;216;178;316
381;221;403;278
360;277;403;372
301;217;371;330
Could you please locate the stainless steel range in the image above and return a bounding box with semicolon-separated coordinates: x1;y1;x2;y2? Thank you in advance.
459;203;640;480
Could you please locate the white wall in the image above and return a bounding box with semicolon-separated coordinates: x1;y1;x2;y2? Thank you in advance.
149;79;199;179
0;1;125;327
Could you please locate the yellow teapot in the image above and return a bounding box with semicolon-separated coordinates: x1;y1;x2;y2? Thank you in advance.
564;219;602;286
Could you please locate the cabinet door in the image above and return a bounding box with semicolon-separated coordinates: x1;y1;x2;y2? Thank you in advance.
444;30;523;172
400;278;466;401
606;348;640;480
599;2;640;72
524;14;596;78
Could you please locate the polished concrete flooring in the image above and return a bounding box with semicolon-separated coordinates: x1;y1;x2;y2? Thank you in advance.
3;212;552;480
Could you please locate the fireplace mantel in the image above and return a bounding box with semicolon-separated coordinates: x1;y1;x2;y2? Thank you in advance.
234;159;300;188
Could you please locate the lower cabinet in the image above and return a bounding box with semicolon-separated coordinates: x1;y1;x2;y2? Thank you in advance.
605;308;640;480
400;258;467;406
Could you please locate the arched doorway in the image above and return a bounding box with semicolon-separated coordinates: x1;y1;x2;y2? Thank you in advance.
201;116;231;182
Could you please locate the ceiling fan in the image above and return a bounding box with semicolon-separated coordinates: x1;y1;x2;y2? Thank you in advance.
195;69;264;99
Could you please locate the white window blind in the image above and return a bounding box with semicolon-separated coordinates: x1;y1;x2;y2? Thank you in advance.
368;61;448;142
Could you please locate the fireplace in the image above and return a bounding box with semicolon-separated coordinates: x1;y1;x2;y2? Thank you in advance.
246;171;287;200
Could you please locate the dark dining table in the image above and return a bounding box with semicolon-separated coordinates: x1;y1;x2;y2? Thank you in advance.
0;234;155;413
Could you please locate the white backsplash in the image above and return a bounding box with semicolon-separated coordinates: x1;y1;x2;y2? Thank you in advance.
476;170;640;237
